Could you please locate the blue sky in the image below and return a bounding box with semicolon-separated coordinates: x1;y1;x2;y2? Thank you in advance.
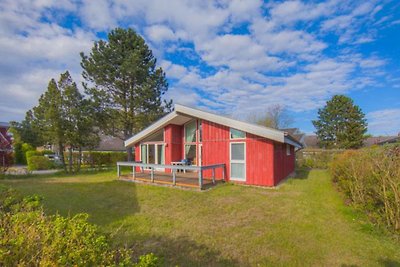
0;0;399;135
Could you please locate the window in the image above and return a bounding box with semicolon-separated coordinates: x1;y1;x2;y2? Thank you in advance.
185;120;197;142
198;120;202;142
142;129;164;142
230;143;246;181
286;144;291;156
230;128;245;139
141;144;165;165
185;144;197;165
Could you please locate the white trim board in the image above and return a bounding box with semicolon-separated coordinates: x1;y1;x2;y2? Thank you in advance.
125;104;303;148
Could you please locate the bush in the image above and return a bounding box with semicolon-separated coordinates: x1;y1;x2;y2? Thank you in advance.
13;143;35;165
80;151;127;168
0;186;159;266
296;149;341;169
27;156;52;171
330;145;400;234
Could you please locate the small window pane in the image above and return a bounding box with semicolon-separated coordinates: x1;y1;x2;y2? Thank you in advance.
157;145;164;164
230;128;245;139
198;120;202;142
231;143;245;160
231;163;245;179
185;144;197;165
141;145;147;163
185;121;197;143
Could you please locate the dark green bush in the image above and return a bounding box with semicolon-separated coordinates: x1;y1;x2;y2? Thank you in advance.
26;156;52;171
330;145;400;234
0;186;159;266
13;143;35;165
80;151;127;168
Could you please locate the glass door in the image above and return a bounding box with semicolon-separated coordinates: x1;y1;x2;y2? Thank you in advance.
230;142;246;181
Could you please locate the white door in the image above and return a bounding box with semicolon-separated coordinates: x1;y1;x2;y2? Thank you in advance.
230;142;246;181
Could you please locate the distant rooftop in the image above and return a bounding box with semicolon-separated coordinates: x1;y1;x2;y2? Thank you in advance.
0;122;10;128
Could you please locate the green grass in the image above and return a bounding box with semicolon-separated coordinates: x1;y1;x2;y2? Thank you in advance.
1;169;400;266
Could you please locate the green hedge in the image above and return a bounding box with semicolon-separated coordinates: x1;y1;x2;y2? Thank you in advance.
27;156;52;171
13;143;35;165
330;145;400;234
75;151;127;168
296;149;342;169
0;185;159;266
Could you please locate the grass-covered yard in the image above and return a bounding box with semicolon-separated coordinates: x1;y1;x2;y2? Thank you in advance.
1;169;400;266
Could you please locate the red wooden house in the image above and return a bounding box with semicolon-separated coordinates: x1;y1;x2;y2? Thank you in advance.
0;122;13;168
122;104;302;187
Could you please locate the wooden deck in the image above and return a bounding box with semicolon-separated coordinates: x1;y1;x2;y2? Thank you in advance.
119;171;218;190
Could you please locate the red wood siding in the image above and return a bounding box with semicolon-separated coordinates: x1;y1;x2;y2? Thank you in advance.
134;144;140;172
165;124;183;172
202;121;230;180
273;143;295;185
246;134;275;186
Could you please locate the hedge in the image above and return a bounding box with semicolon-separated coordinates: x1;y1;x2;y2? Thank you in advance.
0;185;159;266
330;145;400;234
27;156;52;171
296;149;342;169
71;151;127;168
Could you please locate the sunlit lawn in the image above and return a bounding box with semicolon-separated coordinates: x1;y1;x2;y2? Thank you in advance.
2;169;400;266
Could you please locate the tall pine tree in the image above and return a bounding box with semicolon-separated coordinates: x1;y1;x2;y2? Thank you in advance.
80;28;172;160
312;95;367;149
32;71;98;173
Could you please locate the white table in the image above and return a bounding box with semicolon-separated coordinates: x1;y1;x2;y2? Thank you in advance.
171;161;186;173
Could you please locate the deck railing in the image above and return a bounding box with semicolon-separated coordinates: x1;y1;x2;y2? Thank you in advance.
116;161;225;189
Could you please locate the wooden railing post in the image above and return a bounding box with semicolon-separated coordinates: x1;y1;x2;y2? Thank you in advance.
132;166;135;180
212;168;215;184
198;168;203;190
117;163;120;177
151;167;154;183
222;165;225;181
172;169;176;185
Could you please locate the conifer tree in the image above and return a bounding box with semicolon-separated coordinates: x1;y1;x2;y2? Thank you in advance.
312;95;367;149
80;28;172;160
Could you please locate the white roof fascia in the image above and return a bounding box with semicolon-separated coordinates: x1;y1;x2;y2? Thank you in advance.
124;111;179;147
175;104;285;143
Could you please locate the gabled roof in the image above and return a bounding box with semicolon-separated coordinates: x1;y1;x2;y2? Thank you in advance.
125;104;303;148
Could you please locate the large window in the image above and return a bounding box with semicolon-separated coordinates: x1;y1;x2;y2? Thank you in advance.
230;128;245;139
230;143;245;181
185;120;197;143
141;144;165;165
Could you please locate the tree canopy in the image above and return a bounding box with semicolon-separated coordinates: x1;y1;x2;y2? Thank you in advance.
312;95;367;149
80;28;172;159
248;104;293;129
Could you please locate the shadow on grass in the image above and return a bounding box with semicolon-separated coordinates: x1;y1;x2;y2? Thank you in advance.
130;234;241;267
378;258;400;267
292;167;311;180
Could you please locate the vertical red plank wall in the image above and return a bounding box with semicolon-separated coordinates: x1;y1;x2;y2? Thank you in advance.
201;121;230;181
246;134;275;186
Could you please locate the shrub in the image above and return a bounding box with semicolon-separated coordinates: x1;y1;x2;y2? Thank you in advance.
27;156;52;171
0;186;159;266
296;149;341;169
13;143;35;165
330;145;400;234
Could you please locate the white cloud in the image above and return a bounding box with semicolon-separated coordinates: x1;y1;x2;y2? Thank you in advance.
367;109;400;135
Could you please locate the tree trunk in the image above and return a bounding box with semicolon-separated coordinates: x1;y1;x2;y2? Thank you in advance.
127;146;133;162
68;147;73;174
77;146;82;172
58;142;67;173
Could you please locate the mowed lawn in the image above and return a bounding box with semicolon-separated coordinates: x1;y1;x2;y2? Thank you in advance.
1;169;400;266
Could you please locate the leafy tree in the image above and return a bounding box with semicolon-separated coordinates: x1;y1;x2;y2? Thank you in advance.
248;104;293;129
32;71;99;173
80;28;172;160
312;95;367;149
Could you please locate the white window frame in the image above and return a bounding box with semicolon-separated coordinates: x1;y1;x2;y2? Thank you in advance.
286;144;291;156
230;128;246;140
229;142;246;181
140;143;165;170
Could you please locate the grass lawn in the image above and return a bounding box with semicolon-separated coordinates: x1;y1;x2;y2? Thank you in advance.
1;169;400;266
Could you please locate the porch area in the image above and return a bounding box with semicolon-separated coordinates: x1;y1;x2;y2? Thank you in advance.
117;162;226;190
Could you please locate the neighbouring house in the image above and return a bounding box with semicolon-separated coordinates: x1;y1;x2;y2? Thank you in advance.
123;104;303;187
302;134;400;148
0;122;13;167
